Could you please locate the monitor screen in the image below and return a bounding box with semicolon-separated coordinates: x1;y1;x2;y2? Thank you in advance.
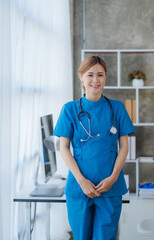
39;114;57;182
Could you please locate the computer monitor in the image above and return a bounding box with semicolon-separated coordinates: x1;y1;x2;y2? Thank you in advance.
39;114;57;183
30;114;64;197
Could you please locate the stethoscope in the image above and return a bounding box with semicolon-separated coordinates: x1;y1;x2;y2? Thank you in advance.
78;95;117;142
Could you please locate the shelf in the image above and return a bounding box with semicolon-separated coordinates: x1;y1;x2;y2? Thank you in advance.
126;157;154;163
82;49;154;53
130;193;154;199
104;86;154;89
139;157;154;162
134;123;154;126
125;160;137;163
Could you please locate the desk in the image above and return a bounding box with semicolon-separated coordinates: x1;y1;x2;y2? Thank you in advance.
13;187;130;240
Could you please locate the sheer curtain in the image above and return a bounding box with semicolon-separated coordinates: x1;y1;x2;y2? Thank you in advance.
0;0;73;239
0;1;12;240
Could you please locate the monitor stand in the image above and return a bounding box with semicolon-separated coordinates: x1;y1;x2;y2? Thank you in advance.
30;155;64;197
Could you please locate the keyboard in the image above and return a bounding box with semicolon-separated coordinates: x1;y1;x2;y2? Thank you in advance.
30;186;64;197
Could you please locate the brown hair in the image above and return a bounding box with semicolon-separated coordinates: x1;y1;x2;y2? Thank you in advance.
78;56;107;92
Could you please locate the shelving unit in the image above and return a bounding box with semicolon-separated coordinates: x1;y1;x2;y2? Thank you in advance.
82;49;154;126
82;49;154;198
125;157;154;198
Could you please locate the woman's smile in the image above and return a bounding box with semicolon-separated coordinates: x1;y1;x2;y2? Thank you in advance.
90;84;101;88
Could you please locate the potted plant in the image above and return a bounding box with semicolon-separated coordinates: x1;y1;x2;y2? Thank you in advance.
128;70;147;87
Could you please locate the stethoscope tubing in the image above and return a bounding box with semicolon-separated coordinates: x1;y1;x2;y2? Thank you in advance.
78;95;117;141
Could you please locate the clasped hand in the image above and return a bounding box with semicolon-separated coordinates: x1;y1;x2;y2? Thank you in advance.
79;177;115;198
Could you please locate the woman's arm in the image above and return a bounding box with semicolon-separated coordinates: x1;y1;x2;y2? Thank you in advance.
95;135;128;193
60;136;100;198
110;134;128;181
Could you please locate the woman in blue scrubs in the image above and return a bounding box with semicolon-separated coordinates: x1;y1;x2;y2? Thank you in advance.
53;56;136;240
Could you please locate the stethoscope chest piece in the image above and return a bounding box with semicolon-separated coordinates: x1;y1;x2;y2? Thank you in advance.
110;126;117;134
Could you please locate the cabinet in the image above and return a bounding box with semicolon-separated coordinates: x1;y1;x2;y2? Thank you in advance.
119;197;154;240
81;49;154;197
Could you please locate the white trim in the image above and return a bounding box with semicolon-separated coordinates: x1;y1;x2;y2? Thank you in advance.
82;0;86;49
117;51;121;87
136;159;139;198
82;49;154;53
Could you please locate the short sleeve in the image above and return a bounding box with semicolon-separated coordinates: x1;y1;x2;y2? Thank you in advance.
118;102;136;136
53;104;74;139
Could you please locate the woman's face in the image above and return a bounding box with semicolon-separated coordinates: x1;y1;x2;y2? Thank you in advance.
79;63;107;97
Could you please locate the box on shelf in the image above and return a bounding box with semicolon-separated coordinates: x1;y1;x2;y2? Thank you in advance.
124;99;136;123
126;136;136;160
139;188;154;198
139;182;154;198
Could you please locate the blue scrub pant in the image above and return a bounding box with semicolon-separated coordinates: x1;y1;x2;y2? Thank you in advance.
66;195;122;240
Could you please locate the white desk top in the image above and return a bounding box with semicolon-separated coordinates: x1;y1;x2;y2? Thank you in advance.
13;186;130;203
13;186;66;203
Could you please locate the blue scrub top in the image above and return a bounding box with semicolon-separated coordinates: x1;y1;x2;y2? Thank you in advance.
53;95;136;199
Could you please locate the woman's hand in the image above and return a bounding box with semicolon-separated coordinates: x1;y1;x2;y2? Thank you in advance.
95;135;128;195
95;176;116;194
78;177;101;198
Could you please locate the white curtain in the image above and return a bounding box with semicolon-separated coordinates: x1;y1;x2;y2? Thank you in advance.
0;0;73;239
0;1;12;240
